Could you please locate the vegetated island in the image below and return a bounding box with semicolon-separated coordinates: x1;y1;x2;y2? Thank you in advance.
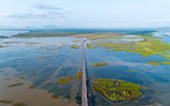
92;78;143;102
93;62;109;66
11;29;155;38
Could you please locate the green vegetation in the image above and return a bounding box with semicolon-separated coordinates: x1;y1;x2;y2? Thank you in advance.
135;101;139;103
158;61;170;65
26;42;39;46
29;86;35;89
19;77;24;79
149;86;153;90
91;35;170;64
32;73;36;76
143;86;147;90
13;103;26;106
71;45;80;49
93;62;109;66
8;83;23;87
57;78;71;84
57;72;82;84
4;41;22;44
148;61;160;66
13;31;85;37
74;72;82;81
51;94;59;99
92;78;143;102
0;99;13;104
128;70;134;72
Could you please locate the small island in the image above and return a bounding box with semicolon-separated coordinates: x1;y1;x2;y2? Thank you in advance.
92;78;143;102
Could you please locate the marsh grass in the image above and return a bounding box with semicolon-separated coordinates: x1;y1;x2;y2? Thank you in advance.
8;83;23;87
0;99;13;104
92;78;143;102
93;62;109;67
71;45;80;49
13;103;26;106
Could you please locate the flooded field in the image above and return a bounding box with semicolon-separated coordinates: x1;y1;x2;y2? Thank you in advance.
0;37;83;106
0;30;170;106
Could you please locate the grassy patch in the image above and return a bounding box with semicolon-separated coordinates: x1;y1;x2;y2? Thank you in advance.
92;78;143;102
71;45;80;49
93;62;109;66
13;103;26;106
29;86;35;89
0;99;13;104
148;61;160;66
32;73;36;76
74;72;82;81
19;77;24;79
51;94;59;99
128;70;134;72
8;83;23;87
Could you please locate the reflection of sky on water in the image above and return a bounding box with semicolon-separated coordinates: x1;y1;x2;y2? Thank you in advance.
0;37;83;105
86;32;170;106
0;31;170;106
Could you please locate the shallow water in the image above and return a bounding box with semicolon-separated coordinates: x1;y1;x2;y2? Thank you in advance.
86;32;170;106
0;37;83;106
0;31;170;106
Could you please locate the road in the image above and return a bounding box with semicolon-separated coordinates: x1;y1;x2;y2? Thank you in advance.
82;39;88;106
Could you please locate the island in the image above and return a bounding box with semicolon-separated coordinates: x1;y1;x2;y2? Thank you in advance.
92;78;143;102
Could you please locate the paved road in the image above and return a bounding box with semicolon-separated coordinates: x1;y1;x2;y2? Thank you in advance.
82;40;88;106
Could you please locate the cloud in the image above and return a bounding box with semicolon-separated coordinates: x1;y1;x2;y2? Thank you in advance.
0;3;70;28
31;3;61;11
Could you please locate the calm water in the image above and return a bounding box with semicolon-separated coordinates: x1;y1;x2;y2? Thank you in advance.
0;30;28;36
0;31;170;106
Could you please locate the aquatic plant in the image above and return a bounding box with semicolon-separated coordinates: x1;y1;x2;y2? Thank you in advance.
96;68;99;70
92;78;143;102
8;83;23;87
0;99;13;104
149;86;153;90
32;73;36;76
71;45;80;49
135;101;139;103
128;70;134;72
143;86;147;90
74;72;82;81
158;61;170;65
57;78;71;84
19;77;24;79
13;103;26;106
29;86;35;89
68;76;73;80
148;61;160;66
92;36;170;62
51;94;59;99
92;62;109;66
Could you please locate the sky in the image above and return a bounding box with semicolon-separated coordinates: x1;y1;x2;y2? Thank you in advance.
0;0;170;29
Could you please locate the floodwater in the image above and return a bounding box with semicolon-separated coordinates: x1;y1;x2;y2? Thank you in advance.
86;32;170;106
0;37;83;106
0;31;170;106
0;30;28;37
